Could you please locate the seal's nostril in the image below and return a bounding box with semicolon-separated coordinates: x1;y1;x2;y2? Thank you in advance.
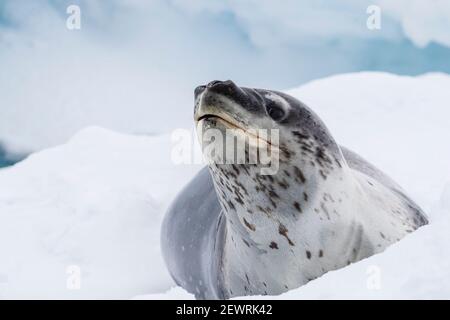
202;79;241;98
207;80;223;88
194;85;206;97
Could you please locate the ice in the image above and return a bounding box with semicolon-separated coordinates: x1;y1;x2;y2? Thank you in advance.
0;127;202;298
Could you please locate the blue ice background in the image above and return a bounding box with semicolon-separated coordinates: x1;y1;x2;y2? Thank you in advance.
1;0;449;167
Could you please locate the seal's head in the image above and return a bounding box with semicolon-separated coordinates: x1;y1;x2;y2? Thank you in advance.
195;79;341;164
195;79;343;178
194;80;351;296
194;79;348;224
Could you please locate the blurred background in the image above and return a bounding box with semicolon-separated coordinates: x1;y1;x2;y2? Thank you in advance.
1;0;450;163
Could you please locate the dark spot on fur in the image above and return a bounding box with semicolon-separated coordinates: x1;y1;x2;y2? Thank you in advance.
306;250;312;259
233;185;244;199
293;201;302;213
269;197;277;209
268;190;279;199
303;192;308;202
235;181;249;196
256;205;266;213
292;131;309;141
235;196;244;205
319;250;323;258
315;147;332;167
301;145;314;154
243;218;256;231
278;179;289;189
278;223;295;246
280;146;292;159
245;273;250;284
293;166;306;183
227;201;235;211
269;241;279;249
228;171;237;179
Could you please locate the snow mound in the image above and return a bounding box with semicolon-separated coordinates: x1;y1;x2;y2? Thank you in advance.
0;127;201;299
1;72;450;299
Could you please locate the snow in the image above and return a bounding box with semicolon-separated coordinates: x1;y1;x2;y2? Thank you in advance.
1;72;450;299
0;127;202;299
133;287;195;300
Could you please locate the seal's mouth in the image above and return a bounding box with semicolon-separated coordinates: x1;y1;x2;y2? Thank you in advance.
196;114;243;130
196;113;278;147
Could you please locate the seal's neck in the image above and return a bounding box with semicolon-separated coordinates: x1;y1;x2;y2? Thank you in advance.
208;142;368;298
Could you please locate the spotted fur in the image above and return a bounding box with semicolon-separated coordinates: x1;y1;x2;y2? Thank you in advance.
161;81;428;299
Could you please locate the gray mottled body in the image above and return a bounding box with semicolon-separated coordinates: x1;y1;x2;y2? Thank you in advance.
161;80;428;299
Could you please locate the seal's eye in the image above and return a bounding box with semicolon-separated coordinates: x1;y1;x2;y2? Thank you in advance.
266;103;285;121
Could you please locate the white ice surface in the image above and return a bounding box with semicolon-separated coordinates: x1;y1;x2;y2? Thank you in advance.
1;72;450;299
0;128;202;299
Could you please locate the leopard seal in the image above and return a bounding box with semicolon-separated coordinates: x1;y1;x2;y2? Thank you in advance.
161;80;428;299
